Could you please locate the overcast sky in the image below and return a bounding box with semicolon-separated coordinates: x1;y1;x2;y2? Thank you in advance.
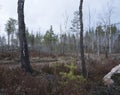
0;0;120;36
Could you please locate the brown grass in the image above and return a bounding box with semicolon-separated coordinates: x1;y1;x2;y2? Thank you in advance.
0;58;119;95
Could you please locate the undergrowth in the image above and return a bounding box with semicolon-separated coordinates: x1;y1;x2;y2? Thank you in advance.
0;58;119;95
59;59;85;85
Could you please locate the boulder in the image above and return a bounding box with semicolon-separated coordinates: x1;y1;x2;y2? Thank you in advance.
103;64;120;86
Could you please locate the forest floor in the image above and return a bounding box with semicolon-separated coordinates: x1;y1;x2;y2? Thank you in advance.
0;53;120;95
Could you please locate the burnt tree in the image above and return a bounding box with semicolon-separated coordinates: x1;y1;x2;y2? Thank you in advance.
79;0;87;78
17;0;32;73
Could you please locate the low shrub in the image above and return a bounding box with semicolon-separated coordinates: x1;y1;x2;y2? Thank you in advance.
0;67;49;95
0;58;119;95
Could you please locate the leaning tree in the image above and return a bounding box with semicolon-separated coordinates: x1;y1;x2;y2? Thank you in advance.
17;0;32;73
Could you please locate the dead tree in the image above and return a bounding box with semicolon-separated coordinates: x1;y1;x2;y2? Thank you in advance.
17;0;32;73
79;0;87;78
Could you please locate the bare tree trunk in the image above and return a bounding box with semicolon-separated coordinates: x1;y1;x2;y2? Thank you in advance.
108;5;112;54
76;32;79;58
79;0;87;78
8;34;10;50
97;30;100;56
109;26;112;54
18;0;32;73
92;34;94;53
105;26;108;58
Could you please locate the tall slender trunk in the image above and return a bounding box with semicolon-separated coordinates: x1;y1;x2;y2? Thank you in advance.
79;0;87;78
18;0;32;73
97;30;100;56
92;34;94;53
109;26;112;54
8;34;10;50
76;32;79;58
105;26;108;58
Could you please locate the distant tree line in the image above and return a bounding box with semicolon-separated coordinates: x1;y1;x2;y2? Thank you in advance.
0;17;120;58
